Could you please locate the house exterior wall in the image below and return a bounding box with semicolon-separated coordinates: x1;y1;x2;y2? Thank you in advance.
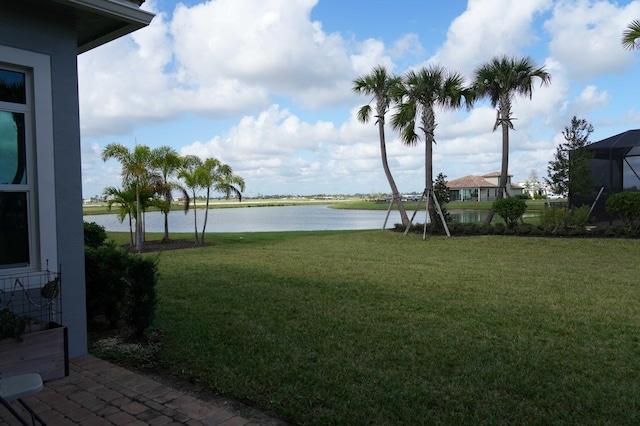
1;3;87;357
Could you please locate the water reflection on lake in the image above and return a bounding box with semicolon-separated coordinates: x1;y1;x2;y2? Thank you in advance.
84;204;491;233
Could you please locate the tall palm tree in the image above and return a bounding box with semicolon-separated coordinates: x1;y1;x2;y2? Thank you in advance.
178;155;205;244
622;20;640;50
473;55;551;225
103;185;136;247
150;146;189;242
102;143;160;252
199;160;245;243
392;65;473;233
353;65;410;228
198;157;221;243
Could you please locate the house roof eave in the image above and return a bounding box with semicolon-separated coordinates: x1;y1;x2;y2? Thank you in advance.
52;0;155;53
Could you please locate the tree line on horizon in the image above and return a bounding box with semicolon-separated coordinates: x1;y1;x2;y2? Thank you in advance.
101;143;245;251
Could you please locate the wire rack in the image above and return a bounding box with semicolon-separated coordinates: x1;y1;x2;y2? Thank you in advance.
0;265;62;327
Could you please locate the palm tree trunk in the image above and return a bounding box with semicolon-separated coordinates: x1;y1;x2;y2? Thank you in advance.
201;188;211;243
163;212;170;242
484;116;510;226
378;119;410;226
425;136;438;226
128;213;134;247
192;192;200;244
424;109;438;227
135;187;143;252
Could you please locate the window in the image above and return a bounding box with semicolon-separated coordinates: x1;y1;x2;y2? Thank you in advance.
0;46;56;273
0;69;29;268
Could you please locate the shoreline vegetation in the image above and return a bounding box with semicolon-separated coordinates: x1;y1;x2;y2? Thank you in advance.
83;197;555;216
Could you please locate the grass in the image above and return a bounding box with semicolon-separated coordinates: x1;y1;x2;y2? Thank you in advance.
106;230;639;425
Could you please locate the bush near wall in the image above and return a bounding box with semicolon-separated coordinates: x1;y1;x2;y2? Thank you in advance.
83;222;158;337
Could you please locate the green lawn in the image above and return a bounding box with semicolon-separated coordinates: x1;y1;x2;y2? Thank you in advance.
107;230;639;425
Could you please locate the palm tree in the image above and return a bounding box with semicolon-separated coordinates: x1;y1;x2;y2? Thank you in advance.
198;157;221;243
103;185;136;247
178;155;205;244
622;20;640;50
150;146;189;242
102;143;160;252
198;160;245;243
473;55;551;225
215;163;245;202
391;65;473;235
353;65;410;228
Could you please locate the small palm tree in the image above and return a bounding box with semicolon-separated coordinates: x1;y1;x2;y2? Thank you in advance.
215;163;245;202
392;65;473;234
200;161;245;243
353;65;410;228
198;157;221;243
102;143;160;252
473;55;551;225
178;155;206;244
622;20;640;50
103;185;136;247
150;146;189;242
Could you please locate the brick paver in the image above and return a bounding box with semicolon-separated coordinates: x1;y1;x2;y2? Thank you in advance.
0;355;288;425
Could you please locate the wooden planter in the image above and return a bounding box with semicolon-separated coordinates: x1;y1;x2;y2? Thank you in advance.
0;322;68;381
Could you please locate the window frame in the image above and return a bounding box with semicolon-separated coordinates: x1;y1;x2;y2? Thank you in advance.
0;44;57;275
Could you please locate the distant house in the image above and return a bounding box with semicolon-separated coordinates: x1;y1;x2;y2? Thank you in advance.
447;172;524;201
1;1;153;359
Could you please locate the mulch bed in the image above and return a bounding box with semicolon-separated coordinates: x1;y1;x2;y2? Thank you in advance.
122;239;209;253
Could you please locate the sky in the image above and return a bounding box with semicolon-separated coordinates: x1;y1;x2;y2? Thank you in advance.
78;0;640;198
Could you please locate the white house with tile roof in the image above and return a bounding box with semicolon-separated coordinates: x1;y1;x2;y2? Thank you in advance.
447;172;524;202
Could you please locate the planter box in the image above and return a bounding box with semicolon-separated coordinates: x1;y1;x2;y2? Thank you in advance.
0;322;68;381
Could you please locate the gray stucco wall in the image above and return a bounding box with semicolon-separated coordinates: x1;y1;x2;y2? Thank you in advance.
1;3;87;357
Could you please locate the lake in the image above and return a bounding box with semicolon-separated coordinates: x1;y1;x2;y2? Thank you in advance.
84;204;491;233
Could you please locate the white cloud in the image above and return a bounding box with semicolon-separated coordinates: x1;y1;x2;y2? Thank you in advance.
431;0;553;74
79;0;640;198
545;0;640;80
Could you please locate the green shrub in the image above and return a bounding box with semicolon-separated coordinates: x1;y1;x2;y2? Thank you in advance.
85;242;130;328
85;243;158;336
493;198;527;229
539;206;564;230
569;205;592;227
84;221;108;248
125;255;158;337
606;192;640;230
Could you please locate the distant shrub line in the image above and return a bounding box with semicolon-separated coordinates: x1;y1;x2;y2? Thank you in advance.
398;222;640;238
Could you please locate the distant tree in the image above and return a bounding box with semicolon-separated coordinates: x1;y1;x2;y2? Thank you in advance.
353;66;410;227
622;20;640;50
103;185;136;247
178;155;206;244
523;169;542;198
546;116;594;207
473;55;551;225
102;143;160;252
201;162;245;243
391;65;473;229
433;172;451;224
150;146;189;242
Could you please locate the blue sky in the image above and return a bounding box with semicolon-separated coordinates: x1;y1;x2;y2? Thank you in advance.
79;0;640;198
